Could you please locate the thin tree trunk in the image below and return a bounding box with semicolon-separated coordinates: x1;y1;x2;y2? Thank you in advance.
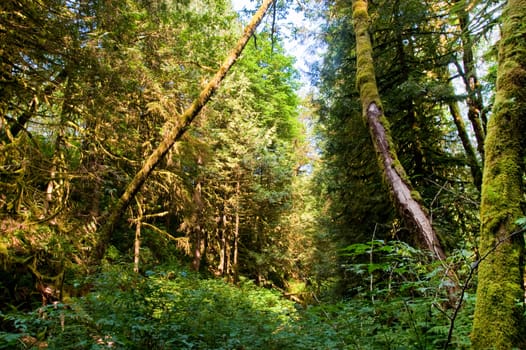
133;222;140;273
351;0;447;262
393;0;423;176
216;210;229;276
192;226;203;272
225;224;231;277
217;210;226;275
133;198;143;274
471;0;526;347
232;180;240;283
453;0;486;158
192;180;204;272
448;101;482;190
94;0;275;262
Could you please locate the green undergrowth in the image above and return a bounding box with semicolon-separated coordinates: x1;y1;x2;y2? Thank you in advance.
1;243;476;349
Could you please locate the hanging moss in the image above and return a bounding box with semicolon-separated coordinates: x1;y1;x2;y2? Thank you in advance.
471;0;526;347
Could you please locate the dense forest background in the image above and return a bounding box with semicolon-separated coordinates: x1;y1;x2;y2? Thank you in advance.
1;0;525;349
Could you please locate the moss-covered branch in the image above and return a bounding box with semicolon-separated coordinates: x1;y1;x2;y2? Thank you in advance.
93;0;276;263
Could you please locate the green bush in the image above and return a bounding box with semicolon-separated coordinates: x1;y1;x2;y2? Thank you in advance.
1;264;300;349
0;247;475;349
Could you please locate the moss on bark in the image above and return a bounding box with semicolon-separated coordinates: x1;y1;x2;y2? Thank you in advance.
351;0;450;266
94;0;276;263
471;0;526;348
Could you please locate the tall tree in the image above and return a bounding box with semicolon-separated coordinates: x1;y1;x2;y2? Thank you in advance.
471;0;526;347
200;39;303;282
453;1;485;154
94;0;276;261
351;0;447;261
1;0;308;307
314;1;395;284
314;0;481;294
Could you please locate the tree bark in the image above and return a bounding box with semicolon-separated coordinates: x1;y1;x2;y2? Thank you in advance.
93;0;275;262
217;209;227;275
471;0;526;347
366;102;446;261
133;198;143;274
232;180;240;283
454;0;486;158
191;180;205;272
351;0;447;262
448;101;482;190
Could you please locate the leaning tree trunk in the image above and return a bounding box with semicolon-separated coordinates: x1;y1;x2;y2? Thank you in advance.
351;0;447;262
471;0;526;347
448;100;482;190
93;0;276;262
453;0;486;159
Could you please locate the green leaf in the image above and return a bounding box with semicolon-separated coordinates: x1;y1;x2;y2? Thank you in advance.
515;217;526;228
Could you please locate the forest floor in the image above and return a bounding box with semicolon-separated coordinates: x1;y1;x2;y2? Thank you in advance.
1;262;474;349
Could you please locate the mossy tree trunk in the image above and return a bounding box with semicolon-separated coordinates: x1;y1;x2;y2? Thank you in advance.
93;0;275;262
471;0;526;347
351;0;448;262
